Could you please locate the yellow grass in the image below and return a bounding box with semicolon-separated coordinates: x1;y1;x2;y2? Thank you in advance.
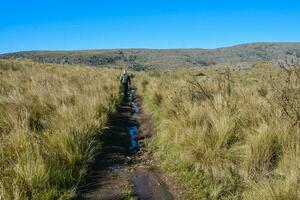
138;62;300;199
0;59;120;199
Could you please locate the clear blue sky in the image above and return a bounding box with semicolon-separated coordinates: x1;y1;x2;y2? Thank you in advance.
1;0;300;53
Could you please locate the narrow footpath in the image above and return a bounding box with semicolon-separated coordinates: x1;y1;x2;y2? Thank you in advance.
75;86;178;200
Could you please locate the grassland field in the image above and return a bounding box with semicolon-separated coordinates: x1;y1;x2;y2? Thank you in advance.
0;59;120;199
137;61;299;199
0;59;299;199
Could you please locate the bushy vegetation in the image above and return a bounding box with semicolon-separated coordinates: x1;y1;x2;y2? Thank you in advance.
0;60;120;199
138;61;300;199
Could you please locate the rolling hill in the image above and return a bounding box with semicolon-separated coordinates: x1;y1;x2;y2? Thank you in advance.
1;42;300;70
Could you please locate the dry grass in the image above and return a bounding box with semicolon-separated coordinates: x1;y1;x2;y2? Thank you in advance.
138;61;300;199
0;59;120;199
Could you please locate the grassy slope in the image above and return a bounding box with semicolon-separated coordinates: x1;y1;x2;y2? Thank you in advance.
2;42;300;70
0;60;120;199
138;62;300;199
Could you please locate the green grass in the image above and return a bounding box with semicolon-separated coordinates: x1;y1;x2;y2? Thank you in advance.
121;183;137;200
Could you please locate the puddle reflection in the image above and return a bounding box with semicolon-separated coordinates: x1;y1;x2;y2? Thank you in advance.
129;125;139;152
128;88;140;153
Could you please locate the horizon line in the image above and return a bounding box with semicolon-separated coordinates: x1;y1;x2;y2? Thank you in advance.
1;41;300;55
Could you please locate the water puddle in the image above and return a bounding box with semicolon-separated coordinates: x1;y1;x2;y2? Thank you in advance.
132;102;139;117
108;163;121;173
129;88;140;153
129;125;139;152
129;89;136;102
108;163;128;177
132;169;174;200
128;88;174;199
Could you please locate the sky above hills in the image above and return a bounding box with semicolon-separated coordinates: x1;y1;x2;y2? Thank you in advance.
0;0;300;53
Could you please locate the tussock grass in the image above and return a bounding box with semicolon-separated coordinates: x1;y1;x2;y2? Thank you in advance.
0;59;120;199
138;62;300;199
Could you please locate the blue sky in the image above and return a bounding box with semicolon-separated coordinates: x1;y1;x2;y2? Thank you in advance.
0;0;300;53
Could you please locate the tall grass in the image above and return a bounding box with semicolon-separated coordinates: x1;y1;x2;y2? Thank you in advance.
138;62;300;199
0;59;120;199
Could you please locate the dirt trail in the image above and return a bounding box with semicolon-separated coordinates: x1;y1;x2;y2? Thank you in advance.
75;87;178;200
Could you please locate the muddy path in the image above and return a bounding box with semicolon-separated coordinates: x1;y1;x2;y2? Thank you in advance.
75;86;179;200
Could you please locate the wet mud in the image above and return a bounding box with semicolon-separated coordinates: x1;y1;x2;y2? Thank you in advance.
75;86;175;200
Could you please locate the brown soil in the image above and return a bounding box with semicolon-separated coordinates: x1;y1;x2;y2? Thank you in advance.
75;102;133;200
75;88;181;200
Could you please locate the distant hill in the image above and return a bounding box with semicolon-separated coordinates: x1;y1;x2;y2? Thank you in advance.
1;42;300;70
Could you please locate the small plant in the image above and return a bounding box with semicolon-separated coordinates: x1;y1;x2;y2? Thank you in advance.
273;57;300;127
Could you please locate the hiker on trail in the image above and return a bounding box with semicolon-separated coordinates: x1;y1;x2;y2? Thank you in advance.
120;69;131;97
